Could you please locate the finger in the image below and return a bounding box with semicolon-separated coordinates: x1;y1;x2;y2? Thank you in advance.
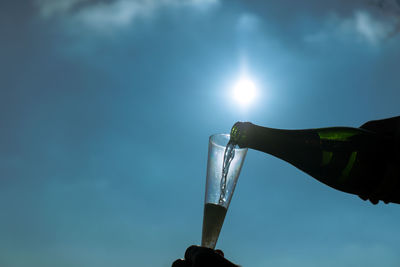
184;245;198;263
172;259;189;267
184;245;214;262
360;116;400;136
215;249;224;257
194;252;237;267
185;246;234;267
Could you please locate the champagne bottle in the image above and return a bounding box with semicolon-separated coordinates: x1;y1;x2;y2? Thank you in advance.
229;117;400;205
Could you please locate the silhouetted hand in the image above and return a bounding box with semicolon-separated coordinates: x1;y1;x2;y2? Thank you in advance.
359;116;400;204
360;116;400;139
172;245;238;267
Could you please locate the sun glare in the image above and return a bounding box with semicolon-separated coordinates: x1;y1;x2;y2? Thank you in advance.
233;78;257;107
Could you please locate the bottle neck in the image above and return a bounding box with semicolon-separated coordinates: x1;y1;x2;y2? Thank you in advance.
248;124;315;148
232;122;322;171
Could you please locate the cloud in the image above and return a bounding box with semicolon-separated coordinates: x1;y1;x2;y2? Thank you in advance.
353;11;392;43
35;0;84;18
304;9;399;46
35;0;219;31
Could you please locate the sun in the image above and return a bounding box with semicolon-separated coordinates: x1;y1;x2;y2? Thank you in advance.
232;77;257;108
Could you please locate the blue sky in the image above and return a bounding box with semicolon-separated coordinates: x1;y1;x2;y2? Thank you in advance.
1;0;400;266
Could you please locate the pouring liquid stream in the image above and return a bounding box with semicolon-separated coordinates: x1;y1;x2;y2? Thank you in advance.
218;140;236;205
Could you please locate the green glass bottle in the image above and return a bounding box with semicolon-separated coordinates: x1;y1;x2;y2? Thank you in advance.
230;117;400;205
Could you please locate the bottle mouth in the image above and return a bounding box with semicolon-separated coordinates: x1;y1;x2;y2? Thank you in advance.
230;122;242;143
230;122;252;147
209;134;247;151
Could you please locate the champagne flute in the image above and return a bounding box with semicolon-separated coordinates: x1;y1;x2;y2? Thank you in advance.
201;134;247;249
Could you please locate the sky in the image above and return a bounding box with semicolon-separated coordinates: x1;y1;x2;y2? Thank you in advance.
1;0;400;266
